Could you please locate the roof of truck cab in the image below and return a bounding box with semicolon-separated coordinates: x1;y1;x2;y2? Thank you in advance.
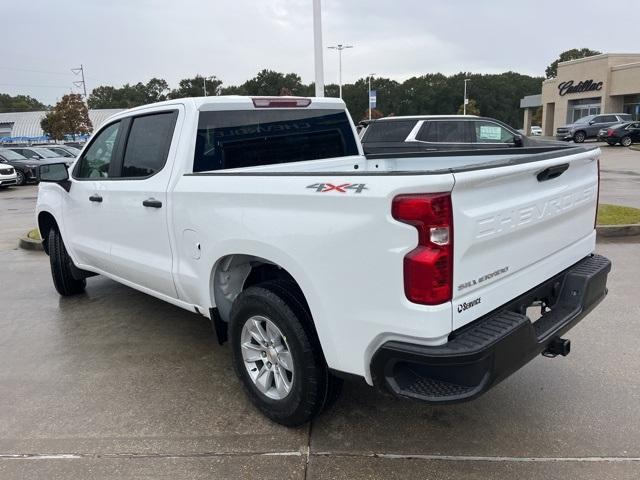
108;96;346;117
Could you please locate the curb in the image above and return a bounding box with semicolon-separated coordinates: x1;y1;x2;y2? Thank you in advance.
18;236;44;251
596;224;640;238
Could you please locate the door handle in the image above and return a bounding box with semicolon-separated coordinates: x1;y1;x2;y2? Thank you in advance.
142;198;162;208
537;163;569;182
89;194;103;203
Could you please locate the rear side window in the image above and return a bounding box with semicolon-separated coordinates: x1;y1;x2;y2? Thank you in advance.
619;114;633;122
600;115;618;123
193;109;358;172
363;120;415;142
417;121;469;143
121;112;177;178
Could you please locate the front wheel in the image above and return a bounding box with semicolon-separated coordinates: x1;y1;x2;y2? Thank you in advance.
621;136;632;147
573;131;586;143
229;281;341;426
15;170;26;186
48;228;86;296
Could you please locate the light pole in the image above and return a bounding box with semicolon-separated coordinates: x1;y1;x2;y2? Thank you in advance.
463;78;470;115
327;44;353;98
368;73;375;120
312;0;325;97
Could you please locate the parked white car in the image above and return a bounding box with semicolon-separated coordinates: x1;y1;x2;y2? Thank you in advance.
36;96;611;426
0;162;18;187
530;125;543;136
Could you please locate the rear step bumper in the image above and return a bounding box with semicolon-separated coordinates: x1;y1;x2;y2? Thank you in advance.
371;254;611;404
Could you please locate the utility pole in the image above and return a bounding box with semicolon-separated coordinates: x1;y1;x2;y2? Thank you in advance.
368;73;375;121
463;78;470;115
312;0;325;97
71;64;87;99
327;44;353;98
203;76;207;96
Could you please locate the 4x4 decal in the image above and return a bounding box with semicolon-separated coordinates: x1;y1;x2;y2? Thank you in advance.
306;183;368;194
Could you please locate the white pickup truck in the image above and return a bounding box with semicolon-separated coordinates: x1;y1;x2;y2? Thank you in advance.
36;96;611;426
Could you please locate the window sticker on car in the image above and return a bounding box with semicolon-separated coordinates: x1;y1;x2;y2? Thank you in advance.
479;125;502;140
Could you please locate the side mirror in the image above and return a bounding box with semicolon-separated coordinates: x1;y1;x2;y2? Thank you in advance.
39;162;71;192
513;134;524;147
589;120;596;125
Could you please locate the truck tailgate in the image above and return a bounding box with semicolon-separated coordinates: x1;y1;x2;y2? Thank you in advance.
450;148;599;330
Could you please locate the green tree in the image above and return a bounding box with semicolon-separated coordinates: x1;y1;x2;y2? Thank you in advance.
226;70;305;96
545;48;601;79
0;93;47;113
457;98;480;115
88;78;170;109
40;94;93;140
168;75;222;98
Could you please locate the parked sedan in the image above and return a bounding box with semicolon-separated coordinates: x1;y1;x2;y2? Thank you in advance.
0;149;40;185
42;145;77;158
4;146;73;167
599;121;640;146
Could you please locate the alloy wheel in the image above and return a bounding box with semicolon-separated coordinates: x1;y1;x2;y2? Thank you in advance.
240;315;294;400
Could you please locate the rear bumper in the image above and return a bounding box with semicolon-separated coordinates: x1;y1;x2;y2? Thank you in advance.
371;254;611;404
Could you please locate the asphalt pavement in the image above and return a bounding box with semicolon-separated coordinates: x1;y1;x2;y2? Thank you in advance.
0;146;639;479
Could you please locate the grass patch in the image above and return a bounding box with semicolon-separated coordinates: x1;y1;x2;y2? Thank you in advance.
597;204;640;225
27;229;41;241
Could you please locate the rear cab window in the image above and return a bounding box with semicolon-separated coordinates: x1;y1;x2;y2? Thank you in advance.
193;109;358;172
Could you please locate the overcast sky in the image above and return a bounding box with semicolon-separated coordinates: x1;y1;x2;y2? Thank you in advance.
1;0;637;105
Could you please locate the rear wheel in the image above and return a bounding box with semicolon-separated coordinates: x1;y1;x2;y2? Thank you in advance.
48;228;86;296
229;281;341;426
621;136;632;147
573;131;586;143
15;170;26;186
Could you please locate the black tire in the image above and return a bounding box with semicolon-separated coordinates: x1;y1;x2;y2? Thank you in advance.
229;280;341;426
48;227;86;296
15;170;26;186
621;136;632;147
573;131;586;143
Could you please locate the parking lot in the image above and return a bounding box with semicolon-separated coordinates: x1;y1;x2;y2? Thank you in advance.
0;145;639;479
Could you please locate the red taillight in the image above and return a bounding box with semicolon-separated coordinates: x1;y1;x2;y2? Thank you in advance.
607;128;614;137
252;97;312;108
392;193;453;305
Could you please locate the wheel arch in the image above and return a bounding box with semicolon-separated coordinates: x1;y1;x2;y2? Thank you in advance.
210;253;311;324
37;211;58;255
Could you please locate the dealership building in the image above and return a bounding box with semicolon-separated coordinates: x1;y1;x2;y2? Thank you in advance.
521;53;640;136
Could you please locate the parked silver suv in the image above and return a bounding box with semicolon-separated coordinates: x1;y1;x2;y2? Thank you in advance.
556;113;632;143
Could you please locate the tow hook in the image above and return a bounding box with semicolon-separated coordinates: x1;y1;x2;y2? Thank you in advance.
542;338;571;358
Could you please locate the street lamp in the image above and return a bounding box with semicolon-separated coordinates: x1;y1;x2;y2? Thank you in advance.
312;0;325;97
463;78;470;115
327;44;353;98
368;73;376;120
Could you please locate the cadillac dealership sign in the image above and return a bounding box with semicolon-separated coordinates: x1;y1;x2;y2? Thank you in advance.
557;79;603;96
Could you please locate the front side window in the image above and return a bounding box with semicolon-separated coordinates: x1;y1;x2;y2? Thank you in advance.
473;120;515;144
600;115;618;123
121;112;177;178
193;109;358;172
75;121;121;179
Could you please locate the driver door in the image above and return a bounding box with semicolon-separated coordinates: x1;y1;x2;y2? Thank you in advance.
62;120;123;272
